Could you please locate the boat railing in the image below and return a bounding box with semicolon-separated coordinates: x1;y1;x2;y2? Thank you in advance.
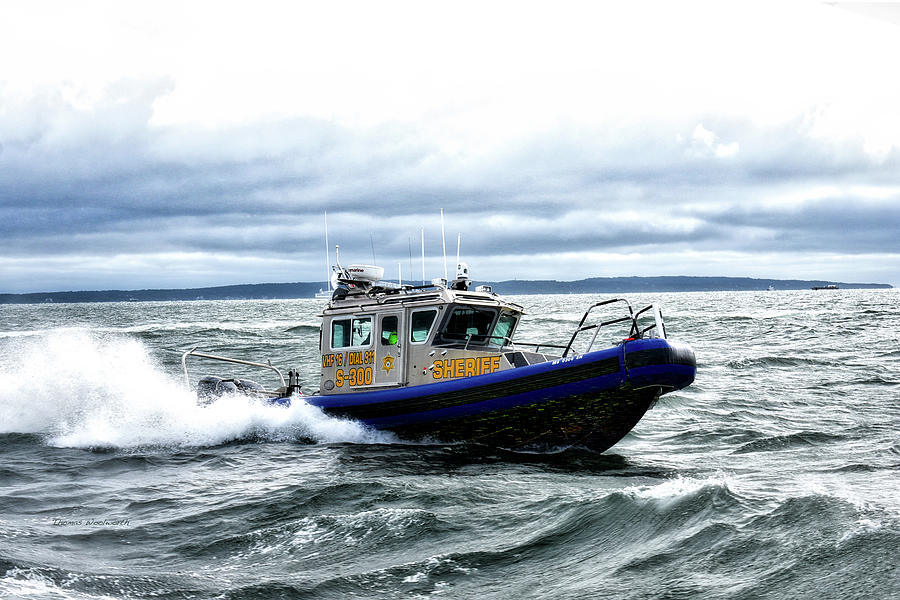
464;333;506;351
511;341;568;354
460;334;567;355
181;347;286;391
562;299;666;357
633;304;667;339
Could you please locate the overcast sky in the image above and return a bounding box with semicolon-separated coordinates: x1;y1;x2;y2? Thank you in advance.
2;1;899;293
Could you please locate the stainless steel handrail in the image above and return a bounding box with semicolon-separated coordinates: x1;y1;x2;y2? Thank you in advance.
563;299;635;357
633;304;667;339
181;347;286;390
562;300;667;357
463;334;517;351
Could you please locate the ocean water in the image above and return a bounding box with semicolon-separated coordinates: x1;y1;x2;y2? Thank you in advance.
1;290;898;599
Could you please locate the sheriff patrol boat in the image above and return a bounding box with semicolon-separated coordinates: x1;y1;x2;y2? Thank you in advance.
185;261;696;451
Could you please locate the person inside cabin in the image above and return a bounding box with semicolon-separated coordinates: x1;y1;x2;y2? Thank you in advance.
381;316;398;345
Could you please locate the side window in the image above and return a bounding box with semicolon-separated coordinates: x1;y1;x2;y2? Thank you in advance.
381;315;398;345
332;319;350;349
332;316;372;349
351;317;372;346
410;309;437;344
492;313;518;346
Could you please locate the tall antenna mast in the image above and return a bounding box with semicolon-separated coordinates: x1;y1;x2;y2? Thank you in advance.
324;211;331;291
420;227;425;285
408;236;413;284
440;208;448;281
456;232;461;274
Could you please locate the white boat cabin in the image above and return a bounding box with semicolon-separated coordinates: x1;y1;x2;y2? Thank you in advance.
318;264;541;395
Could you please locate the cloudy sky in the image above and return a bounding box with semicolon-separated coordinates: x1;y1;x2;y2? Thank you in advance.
2;1;899;293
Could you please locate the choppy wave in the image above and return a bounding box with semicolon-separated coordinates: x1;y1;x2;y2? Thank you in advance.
2;290;899;599
285;324;320;334
732;431;847;454
4;471;897;599
0;331;387;449
725;356;839;369
0;319;323;341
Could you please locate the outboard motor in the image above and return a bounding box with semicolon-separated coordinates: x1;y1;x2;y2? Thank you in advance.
196;375;266;405
197;376;226;405
235;378;265;393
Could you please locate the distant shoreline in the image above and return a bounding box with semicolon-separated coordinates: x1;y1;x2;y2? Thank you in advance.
1;276;892;305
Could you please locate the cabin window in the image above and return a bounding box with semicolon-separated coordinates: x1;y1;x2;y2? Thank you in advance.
381;315;398;345
331;316;372;349
409;309;437;344
438;306;497;345
491;313;518;346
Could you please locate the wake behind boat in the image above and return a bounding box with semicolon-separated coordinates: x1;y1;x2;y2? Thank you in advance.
184;259;696;452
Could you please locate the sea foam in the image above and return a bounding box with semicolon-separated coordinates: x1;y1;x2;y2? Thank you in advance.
0;330;387;449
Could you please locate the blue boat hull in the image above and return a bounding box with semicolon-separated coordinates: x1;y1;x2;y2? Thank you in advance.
294;338;696;451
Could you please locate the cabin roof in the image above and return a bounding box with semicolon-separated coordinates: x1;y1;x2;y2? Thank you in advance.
320;286;524;317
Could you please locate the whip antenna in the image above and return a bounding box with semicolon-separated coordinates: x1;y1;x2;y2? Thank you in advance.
440;208;448;282
323;211;331;291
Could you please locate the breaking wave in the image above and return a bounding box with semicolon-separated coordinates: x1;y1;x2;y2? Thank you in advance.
0;330;388;449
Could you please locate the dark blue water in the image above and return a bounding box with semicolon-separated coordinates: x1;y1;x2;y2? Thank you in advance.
2;290;898;599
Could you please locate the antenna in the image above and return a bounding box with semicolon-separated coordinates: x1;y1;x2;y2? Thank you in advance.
420;227;425;285
408;236;413;284
323;211;331;291
440;208;448;281
398;262;402;287
370;233;376;265
456;232;461;274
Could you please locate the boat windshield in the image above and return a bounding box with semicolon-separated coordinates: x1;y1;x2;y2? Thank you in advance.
436;305;497;346
491;313;518;346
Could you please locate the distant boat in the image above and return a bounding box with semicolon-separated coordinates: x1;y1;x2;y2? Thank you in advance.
314;288;331;299
812;285;839;290
767;286;775;291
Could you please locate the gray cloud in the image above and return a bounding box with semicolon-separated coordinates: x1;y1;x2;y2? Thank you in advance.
2;83;899;292
696;198;900;254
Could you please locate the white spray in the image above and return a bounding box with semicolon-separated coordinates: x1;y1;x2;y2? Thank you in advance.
0;330;391;449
